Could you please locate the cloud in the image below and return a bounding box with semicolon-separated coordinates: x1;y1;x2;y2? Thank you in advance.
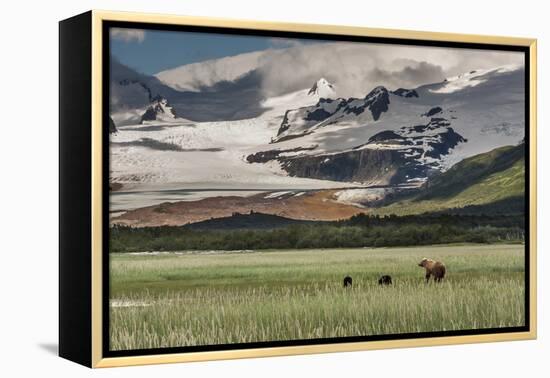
153;40;524;98
254;42;524;97
110;28;146;43
369;61;446;90
156;50;266;92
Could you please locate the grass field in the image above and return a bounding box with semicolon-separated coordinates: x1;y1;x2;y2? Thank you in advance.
109;244;525;351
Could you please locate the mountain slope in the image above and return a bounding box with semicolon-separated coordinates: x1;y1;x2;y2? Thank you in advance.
419;142;525;200
372;143;525;215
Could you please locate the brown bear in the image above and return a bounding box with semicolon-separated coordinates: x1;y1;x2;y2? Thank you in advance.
418;258;446;283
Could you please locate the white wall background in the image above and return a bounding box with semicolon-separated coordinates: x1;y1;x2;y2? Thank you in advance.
0;0;547;376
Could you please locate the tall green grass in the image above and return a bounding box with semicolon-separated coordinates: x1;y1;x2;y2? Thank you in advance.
109;244;525;351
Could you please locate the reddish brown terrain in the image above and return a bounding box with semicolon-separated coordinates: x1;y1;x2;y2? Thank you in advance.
111;190;366;227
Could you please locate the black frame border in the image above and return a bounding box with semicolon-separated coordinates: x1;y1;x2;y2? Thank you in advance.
101;20;531;359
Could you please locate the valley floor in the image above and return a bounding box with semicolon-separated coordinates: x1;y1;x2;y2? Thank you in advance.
110;188;373;227
109;244;525;351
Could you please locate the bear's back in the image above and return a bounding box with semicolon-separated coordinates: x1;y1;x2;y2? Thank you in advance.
432;261;446;278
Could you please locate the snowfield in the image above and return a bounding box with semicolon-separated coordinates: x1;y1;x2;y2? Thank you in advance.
430;64;522;94
110;84;355;200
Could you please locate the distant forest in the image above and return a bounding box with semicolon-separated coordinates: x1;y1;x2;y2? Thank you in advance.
110;212;525;252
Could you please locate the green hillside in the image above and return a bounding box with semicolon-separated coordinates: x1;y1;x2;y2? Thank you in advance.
373;143;525;216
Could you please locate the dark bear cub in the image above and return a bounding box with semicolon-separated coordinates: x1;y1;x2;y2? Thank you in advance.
378;275;392;285
343;276;353;288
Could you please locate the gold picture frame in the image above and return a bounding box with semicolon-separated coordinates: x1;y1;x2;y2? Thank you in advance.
59;10;537;368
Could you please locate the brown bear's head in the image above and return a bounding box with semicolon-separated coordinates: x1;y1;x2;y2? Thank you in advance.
418;258;431;267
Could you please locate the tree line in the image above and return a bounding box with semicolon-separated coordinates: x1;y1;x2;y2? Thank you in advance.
110;213;524;252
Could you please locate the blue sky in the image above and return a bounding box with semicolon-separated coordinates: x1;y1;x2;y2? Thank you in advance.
110;27;311;75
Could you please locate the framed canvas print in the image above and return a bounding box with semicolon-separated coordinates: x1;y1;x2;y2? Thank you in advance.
59;10;537;368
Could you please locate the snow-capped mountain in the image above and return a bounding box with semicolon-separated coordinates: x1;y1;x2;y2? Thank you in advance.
109;59;179;126
274;86;390;143
246;66;524;185
307;78;336;99
110;59;268;124
140;96;178;124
